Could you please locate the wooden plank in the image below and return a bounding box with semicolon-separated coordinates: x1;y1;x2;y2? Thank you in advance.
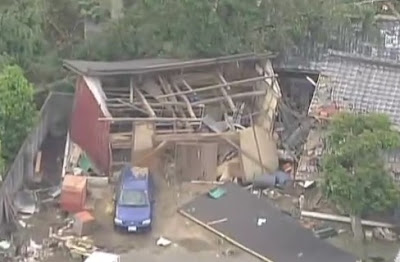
129;78;134;103
136;141;169;165
202;116;275;174
35;151;42;174
99;117;203;122
217;73;237;112
240;126;279;181
158;76;186;118
135;88;156;117
132;123;155;164
255;61;280;133
300;211;396;228
172;82;196;118
176;144;202;181
154;132;239;143
157;75;274;99
182;79;195;91
191;90;266;106
200;143;218;180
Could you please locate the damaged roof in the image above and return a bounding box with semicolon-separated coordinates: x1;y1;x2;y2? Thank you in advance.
180;183;357;262
63;53;274;76
310;50;400;125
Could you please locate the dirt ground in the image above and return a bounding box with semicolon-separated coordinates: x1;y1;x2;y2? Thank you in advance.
10;145;400;262
16;153;250;262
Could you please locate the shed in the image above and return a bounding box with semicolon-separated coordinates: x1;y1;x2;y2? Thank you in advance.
64;53;280;179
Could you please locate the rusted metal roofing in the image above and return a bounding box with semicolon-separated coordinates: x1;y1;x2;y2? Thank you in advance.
63;53;274;76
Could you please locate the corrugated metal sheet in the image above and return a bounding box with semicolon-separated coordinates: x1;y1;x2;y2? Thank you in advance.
70;77;111;174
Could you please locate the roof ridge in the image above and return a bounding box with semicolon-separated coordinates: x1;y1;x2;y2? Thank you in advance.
327;49;400;69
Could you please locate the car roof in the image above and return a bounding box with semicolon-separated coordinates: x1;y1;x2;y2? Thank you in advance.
120;165;149;190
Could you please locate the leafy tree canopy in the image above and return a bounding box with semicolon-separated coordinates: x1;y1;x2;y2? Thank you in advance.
323;113;400;216
75;0;379;60
0;65;37;164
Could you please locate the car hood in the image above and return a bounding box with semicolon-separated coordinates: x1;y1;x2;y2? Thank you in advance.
116;205;151;222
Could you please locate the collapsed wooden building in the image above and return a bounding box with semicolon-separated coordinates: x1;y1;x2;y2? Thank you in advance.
63;53;282;182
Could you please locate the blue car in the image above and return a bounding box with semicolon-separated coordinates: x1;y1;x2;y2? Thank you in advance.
113;166;154;232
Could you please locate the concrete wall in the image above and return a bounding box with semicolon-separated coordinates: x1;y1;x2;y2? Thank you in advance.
0;92;74;225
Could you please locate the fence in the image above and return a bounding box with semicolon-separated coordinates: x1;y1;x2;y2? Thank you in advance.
0;92;74;225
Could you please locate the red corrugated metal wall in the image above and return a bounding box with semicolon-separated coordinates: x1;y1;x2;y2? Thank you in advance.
70;77;111;175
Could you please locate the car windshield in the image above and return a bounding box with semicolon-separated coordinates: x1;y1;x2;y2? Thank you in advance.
119;189;149;207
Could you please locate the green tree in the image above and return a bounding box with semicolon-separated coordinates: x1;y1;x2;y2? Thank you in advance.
75;0;378;60
0;65;37;163
0;140;4;179
323;113;400;240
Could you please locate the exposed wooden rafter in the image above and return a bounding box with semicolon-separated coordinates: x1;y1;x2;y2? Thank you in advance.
172;82;196;118
135;88;156;117
191;90;266;106
217;73;236;112
158;76;187;118
156;75;274;99
99;117;203;122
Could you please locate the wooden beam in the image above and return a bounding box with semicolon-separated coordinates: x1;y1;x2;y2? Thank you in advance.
129;78;134;103
99;117;203;122
135;88;156;117
153;132;239;143
156;75;274;99
107;99;189;107
172;83;196;118
191;90;266;106
182;79;195;91
301;211;396;228
158;76;186;118
136;141;169;165
110;98;148;115
217;73;236;112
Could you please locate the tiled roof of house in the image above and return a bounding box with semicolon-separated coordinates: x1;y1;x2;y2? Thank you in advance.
309;50;400;126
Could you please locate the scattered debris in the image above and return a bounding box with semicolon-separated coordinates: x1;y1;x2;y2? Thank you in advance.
14;190;37;215
73;211;95;236
156;237;172;247
257;218;267;226
180;183;357;262
313;226;337;239
298;180;315;189
0;240;10;250
365;229;373;241
85;251;120;262
208;187;226;199
373;227;397;241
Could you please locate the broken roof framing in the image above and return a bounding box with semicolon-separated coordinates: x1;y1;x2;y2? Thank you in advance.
296;49;400;181
64;53;282;178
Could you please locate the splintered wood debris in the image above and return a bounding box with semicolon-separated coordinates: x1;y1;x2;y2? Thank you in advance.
76;54;282;182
